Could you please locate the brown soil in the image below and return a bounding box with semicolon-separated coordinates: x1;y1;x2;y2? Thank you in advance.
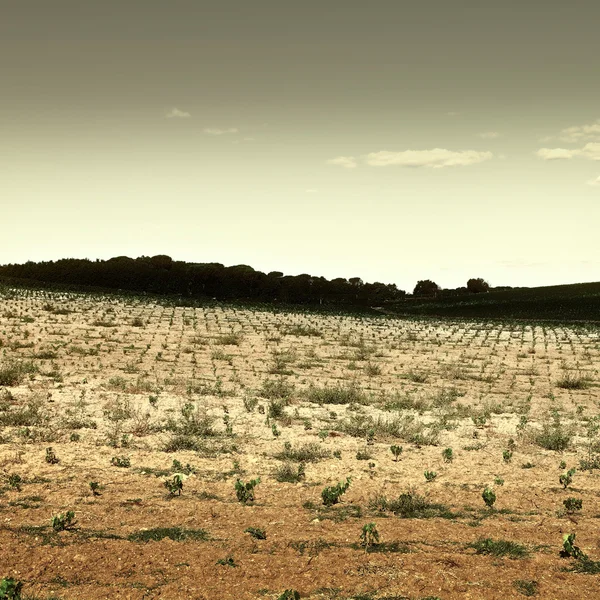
0;289;599;599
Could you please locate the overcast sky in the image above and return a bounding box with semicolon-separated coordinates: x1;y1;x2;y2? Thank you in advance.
2;1;599;291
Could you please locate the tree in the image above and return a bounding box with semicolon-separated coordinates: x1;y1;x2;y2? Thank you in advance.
467;278;490;294
413;280;440;297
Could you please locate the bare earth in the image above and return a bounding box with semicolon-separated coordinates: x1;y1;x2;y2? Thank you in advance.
0;287;599;600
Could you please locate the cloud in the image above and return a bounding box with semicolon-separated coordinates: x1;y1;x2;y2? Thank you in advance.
305;188;319;193
536;143;600;161
558;119;600;143
478;131;501;139
587;175;600;186
364;148;493;168
166;108;191;119
580;142;600;160
446;111;460;116
326;156;358;169
535;147;581;160
203;127;239;135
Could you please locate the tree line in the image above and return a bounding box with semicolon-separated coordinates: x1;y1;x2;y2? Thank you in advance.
0;256;494;308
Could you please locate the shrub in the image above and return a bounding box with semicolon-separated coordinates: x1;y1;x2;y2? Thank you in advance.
390;445;403;461
321;478;351;506
560;533;587;560
556;372;590;390
0;361;37;387
164;473;185;495
424;470;437;482
306;384;368;405
111;456;131;468
482;487;496;508
533;412;573;451
0;578;23;600
559;468;576;490
51;510;76;532
235;478;260;504
563;497;583;513
442;447;453;463
359;522;380;550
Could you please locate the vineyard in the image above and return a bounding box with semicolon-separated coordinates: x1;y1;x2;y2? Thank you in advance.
0;286;599;599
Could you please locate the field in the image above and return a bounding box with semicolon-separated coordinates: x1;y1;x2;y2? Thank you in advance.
1;286;599;600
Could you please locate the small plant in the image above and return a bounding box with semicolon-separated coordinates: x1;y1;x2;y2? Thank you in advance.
494;477;505;486
45;447;59;464
503;449;513;463
390;445;403;461
559;468;576;490
333;450;342;459
356;448;372;460
424;470;437;482
164;473;185;496
277;591;300;600
560;533;587;560
467;538;528;559
235;477;260;504
7;474;22;491
359;522;380;551
563;497;583;513
216;555;237;567
482;486;496;508
89;481;101;496
559;460;567;470
442;447;453;463
321;477;351;506
111;456;131;468
513;579;538;597
0;577;23;600
51;510;76;532
244;527;266;540
271;423;281;438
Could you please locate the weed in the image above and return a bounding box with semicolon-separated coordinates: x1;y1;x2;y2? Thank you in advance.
111;456;130;468
503;450;513;463
369;488;456;519
513;580;539;596
275;442;330;463
467;538;528;559
128;527;209;542
45;448;59;465
89;482;101;496
442;447;454;463
216;556;237;567
244;527;266;540
274;462;305;483
8;474;22;491
277;591;300;600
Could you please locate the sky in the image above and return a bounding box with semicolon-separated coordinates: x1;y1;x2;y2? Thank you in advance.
1;0;599;292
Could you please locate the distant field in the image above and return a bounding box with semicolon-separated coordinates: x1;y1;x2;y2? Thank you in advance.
386;281;600;323
0;285;599;599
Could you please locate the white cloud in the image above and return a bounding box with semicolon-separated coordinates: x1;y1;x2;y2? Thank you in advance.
203;127;239;135
326;156;358;169
535;147;581;160
364;148;493;168
478;131;501;139
305;188;319;193
587;175;600;186
536;143;600;161
558;119;600;143
166;107;191;119
580;142;600;161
